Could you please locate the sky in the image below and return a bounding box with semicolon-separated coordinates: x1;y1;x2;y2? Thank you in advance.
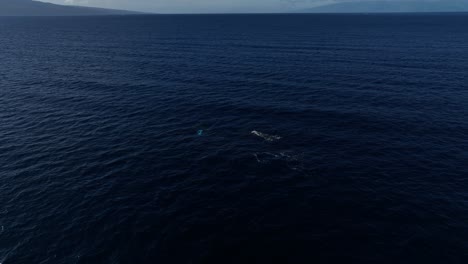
39;0;468;13
38;0;341;13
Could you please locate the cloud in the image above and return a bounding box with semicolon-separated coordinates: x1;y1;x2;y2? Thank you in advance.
64;0;90;4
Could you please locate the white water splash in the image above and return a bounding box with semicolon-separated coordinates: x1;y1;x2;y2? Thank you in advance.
251;130;281;142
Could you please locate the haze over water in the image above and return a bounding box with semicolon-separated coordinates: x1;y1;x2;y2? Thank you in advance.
1;14;468;263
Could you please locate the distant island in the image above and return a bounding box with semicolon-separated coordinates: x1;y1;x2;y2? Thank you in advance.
0;0;140;16
2;0;468;16
302;0;468;13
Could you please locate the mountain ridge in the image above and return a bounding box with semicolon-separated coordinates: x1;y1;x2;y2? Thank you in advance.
0;0;142;16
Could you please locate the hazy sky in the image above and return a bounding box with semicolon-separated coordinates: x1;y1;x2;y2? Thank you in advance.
39;0;336;13
39;0;466;13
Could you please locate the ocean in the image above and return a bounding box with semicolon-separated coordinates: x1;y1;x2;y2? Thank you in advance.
0;14;467;263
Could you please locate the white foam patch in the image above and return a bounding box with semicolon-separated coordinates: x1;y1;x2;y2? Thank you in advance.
253;152;304;171
251;130;281;142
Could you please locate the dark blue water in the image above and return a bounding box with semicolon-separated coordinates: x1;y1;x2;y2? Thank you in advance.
1;14;467;263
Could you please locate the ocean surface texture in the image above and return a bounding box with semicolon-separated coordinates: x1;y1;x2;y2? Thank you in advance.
0;14;467;264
